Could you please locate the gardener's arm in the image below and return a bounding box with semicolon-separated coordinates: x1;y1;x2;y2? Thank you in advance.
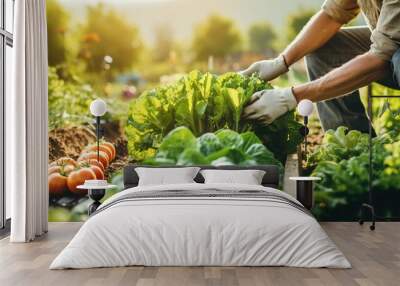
240;10;344;80
240;0;362;80
284;0;361;66
294;0;400;102
244;0;400;125
243;53;389;125
282;10;342;66
293;53;390;102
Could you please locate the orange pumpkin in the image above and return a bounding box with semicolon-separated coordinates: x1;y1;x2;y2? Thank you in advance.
78;151;110;169
48;165;62;175
101;142;116;160
82;145;112;162
79;159;105;172
48;173;68;197
79;161;104;180
67;168;97;196
48;164;74;176
49;157;78;168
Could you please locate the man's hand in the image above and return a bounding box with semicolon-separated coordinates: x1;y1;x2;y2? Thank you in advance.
239;55;288;81
243;88;298;125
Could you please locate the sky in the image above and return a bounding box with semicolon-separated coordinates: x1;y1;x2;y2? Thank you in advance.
57;0;334;44
61;0;174;3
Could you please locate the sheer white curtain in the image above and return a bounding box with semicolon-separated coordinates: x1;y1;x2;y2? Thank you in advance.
8;0;48;242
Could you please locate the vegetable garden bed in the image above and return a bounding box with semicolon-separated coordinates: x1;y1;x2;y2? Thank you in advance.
48;124;128;222
306;126;400;221
125;70;303;165
48;71;305;221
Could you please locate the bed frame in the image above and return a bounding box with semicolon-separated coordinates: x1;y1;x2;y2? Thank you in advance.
123;165;280;190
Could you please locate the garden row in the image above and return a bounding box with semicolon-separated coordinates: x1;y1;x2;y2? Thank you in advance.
48;141;116;198
48;71;301;221
308;125;400;220
125;70;303;166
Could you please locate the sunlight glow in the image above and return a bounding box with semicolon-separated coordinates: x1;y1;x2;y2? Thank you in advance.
61;0;173;3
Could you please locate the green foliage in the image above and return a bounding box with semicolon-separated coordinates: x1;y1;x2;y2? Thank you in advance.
370;84;400;136
286;9;315;43
192;14;242;61
309;127;400;220
307;126;369;166
79;3;143;74
48;207;73;222
125;70;302;162
48;67;97;130
248;22;277;55
310;83;400;220
47;0;69;66
382;138;400;210
197;133;223;156
144;127;283;169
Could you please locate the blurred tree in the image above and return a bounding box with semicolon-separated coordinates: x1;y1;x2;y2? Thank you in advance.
248;22;277;56
286;9;316;43
79;4;143;74
192;14;242;61
47;0;69;66
153;25;175;62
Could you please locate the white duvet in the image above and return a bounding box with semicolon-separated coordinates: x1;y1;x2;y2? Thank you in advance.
50;183;350;269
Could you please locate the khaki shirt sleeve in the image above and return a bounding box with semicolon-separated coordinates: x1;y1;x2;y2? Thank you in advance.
322;0;360;24
370;0;400;61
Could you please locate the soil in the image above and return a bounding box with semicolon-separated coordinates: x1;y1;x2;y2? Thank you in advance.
48;123;130;213
107;136;129;176
49;124;130;176
49;126;96;162
102;121;123;143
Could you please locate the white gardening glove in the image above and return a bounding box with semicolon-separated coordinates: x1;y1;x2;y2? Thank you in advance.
239;55;289;81
243;88;297;125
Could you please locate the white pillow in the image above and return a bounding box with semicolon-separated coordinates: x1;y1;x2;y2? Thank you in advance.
135;167;200;186
200;169;266;185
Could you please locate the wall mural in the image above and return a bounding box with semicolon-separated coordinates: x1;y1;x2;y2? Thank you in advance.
47;0;400;222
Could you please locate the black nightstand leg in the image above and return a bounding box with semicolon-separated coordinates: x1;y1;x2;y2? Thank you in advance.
88;189;105;216
296;181;314;210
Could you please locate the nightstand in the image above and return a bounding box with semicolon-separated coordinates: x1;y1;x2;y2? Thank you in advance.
77;183;116;215
289;177;321;210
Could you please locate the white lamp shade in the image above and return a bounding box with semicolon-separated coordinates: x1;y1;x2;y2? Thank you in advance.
297;99;314;117
90;99;107;117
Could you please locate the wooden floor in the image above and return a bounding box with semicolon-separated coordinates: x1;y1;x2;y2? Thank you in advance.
0;222;399;286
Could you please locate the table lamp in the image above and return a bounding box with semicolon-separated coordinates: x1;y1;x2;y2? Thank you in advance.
90;99;107;162
297;99;314;161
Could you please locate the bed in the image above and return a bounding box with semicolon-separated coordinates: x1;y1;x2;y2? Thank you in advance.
50;165;350;269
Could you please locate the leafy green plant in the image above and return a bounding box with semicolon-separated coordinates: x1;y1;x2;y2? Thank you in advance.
144;126;283;169
125;70;302;162
307;126;369;167
384;138;400;180
309;127;400;220
48;67;97;130
371;84;400;137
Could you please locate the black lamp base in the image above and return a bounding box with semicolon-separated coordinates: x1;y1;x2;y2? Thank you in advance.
358;203;376;231
88;189;105;216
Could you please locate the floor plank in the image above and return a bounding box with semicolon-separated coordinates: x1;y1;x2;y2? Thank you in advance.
0;222;399;286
